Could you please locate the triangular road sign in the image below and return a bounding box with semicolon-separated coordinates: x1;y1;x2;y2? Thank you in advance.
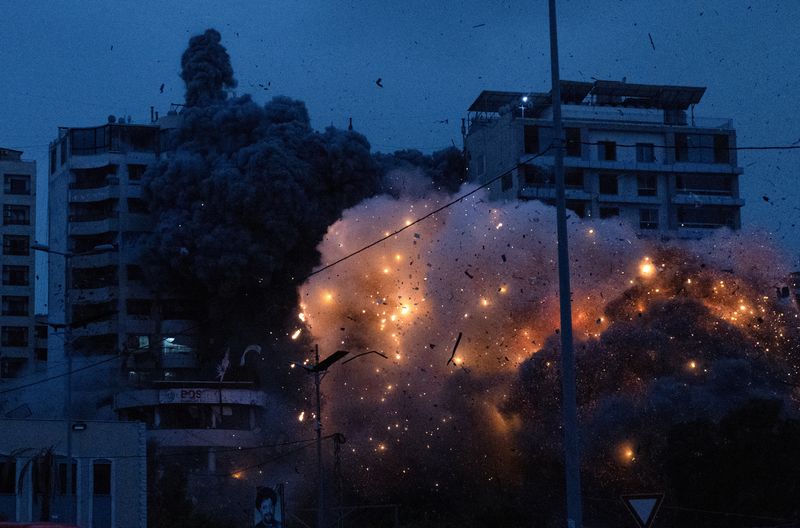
621;493;664;528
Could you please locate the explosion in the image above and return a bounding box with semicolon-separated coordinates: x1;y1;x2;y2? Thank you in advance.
297;185;800;520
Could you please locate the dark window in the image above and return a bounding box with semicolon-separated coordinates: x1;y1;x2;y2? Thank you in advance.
35;347;48;362
162;299;201;320
0;459;15;493
2;296;29;316
565;128;581;157
675;174;733;196
70;233;116;253
70;165;117;190
72;266;117;289
93;462;111;495
523;126;540;154
500;172;513;191
1;326;28;347
714;135;730;163
72;301;116;324
35;325;48;339
566;200;587;218
0;358;25;379
636;143;655;163
639;208;659;230
599;174;618;195
127;299;152;316
3;265;29;286
69;199;117;222
598;141;616;161
72;334;117;356
599;207;619;219
637;174;657;196
3;205;30;225
565;168;583;189
678;206;736;228
524;166;552;186
4;174;31;194
3;235;29;255
128;164;146;181
57;462;77;495
675;133;689;161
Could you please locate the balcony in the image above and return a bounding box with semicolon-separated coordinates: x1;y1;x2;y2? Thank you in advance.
69;185;119;203
672;193;744;207
68;216;119;236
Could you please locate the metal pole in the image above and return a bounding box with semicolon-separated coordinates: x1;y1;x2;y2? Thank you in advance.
315;344;324;528
547;1;583;527
64;253;74;525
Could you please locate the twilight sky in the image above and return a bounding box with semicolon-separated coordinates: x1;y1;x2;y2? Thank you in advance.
2;0;798;263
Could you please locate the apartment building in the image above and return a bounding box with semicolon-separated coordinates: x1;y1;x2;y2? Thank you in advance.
465;80;744;236
0;147;37;379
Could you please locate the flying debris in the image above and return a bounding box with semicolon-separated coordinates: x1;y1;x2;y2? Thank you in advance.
375;78;383;88
159;83;165;93
648;32;656;50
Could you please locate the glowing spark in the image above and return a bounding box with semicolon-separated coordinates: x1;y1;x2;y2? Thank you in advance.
404;219;412;226
496;222;503;229
298;411;305;422
383;268;390;274
639;258;655;277
231;471;244;479
324;292;334;303
588;228;595;234
400;305;410;315
298;312;306;322
453;356;463;365
499;285;508;294
395;254;402;261
688;360;697;370
291;329;302;340
480;298;489;307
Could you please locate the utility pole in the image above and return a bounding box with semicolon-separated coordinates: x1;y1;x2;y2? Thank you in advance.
547;1;583;527
315;344;324;528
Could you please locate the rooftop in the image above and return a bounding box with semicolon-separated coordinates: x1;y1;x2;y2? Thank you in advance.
0;147;24;161
468;80;706;116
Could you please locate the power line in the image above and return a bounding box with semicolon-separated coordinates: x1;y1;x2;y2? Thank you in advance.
302;146;553;281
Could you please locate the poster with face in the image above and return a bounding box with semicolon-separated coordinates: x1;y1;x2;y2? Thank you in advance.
254;484;284;528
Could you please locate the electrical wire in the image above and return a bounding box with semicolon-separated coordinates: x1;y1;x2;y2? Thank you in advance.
302;145;553;281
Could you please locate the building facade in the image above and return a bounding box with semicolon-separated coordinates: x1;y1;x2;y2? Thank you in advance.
0;418;147;527
0;148;37;380
465;80;744;236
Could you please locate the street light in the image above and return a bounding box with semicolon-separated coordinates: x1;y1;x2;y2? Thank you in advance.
31;242;115;524
300;346;386;528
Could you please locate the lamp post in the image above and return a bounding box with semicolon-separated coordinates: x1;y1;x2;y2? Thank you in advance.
31;242;115;524
546;1;583;526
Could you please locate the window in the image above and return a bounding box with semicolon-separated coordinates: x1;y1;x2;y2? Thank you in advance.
93;461;112;495
3;235;29;255
72;301;116;324
127;265;144;281
714;134;730;163
0;358;25;379
598;141;616;161
2;296;29;316
599;207;619;219
474;154;485;176
49;147;57;175
127;164;146;181
599;174;618;195
72;266;117;289
674;133;689;161
565;128;581;157
676;174;733;196
3;265;29;286
3;205;30;225
523;125;539;154
675;134;716;163
4;174;31;194
639;208;659;230
637;174;657;196
500;172;513;191
566;200;587;218
35;347;48;362
1;326;28;347
0;459;15;493
678;206;736;228
565;169;583;189
636;143;655;163
35;325;48;339
524;166;552;186
57;462;77;495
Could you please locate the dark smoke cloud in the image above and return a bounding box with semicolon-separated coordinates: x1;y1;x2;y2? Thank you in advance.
142;31;382;351
180;28;237;107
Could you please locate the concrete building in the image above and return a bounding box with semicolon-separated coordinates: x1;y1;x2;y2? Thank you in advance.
465;80;744;236
0;148;37;380
46;114;272;522
0;418;146;527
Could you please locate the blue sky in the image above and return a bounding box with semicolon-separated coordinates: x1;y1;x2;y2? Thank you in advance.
2;0;798;271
